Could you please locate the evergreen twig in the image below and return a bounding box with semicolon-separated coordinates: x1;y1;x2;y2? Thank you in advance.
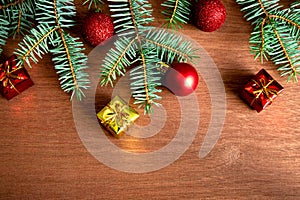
82;0;104;10
101;0;198;113
0;17;9;54
237;0;300;81
13;0;89;100
0;0;35;52
161;0;191;29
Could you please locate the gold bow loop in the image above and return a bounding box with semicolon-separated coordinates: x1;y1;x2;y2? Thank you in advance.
0;62;24;93
252;78;278;103
106;103;131;129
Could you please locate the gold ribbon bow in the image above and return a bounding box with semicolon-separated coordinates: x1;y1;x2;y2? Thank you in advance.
106;103;130;129
0;62;24;93
251;78;278;105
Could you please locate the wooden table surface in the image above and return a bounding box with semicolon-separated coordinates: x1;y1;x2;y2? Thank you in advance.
1;0;300;199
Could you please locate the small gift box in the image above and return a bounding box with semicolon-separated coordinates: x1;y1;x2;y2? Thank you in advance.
0;55;34;100
241;69;284;112
97;96;139;138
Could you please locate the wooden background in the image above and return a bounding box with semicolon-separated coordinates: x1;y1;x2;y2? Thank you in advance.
1;0;300;199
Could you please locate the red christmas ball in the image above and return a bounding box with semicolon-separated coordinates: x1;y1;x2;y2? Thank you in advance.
82;12;114;46
193;0;226;32
163;63;199;96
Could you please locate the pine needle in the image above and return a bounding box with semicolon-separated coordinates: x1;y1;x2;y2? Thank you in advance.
237;0;300;81
101;0;198;114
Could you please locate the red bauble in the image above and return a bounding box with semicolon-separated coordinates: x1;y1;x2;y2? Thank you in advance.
163;63;199;96
82;12;114;46
193;0;226;32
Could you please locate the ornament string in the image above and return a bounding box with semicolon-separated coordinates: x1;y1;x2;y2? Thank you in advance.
250;78;278;105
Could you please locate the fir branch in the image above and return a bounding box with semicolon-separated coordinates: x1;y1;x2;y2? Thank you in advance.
107;0;159;113
161;0;191;29
0;0;35;53
16;10;22;35
109;0;154;35
58;30;80;93
109;2;134;35
101;36;138;87
1;0;89;99
53;0;76;28
0;0;35;20
0;0;35;39
144;29;197;63
16;0;35;16
10;10;34;38
50;31;89;100
34;0;90;99
237;0;282;24
128;0;140;36
237;0;300;81
14;24;58;67
0;17;9;54
35;0;56;26
36;0;76;28
129;0;153;31
82;0;104;10
270;24;300;81
130;48;162;113
0;0;23;10
291;1;300;10
269;15;300;29
269;13;300;41
53;0;89;99
103;0;198;113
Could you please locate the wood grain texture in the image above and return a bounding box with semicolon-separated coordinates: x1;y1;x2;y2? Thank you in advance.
1;0;300;199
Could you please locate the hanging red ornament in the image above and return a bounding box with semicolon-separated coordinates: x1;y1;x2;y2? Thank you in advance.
163;63;199;96
82;12;115;46
192;0;226;32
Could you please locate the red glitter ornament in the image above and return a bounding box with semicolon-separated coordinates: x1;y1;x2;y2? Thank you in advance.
163;63;199;96
82;12;114;46
193;0;226;32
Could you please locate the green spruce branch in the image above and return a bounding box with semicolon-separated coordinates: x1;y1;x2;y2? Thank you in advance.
161;0;191;29
15;24;58;67
0;0;35;53
0;0;23;9
82;0;104;10
101;0;198;113
144;29;198;63
0;17;9;54
100;36;138;87
14;0;89;100
237;0;300;81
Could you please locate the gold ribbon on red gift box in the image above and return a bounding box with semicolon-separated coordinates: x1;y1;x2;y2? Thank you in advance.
0;58;25;94
250;78;278;105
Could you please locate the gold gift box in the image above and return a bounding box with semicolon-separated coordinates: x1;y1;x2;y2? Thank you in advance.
97;96;139;138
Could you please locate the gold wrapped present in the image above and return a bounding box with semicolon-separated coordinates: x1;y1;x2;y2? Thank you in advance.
97;96;139;138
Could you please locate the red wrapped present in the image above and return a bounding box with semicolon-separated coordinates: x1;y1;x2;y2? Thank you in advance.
0;55;34;100
241;69;284;112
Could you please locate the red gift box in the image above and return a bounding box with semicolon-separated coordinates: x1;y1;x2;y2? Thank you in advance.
0;55;34;100
241;69;284;112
